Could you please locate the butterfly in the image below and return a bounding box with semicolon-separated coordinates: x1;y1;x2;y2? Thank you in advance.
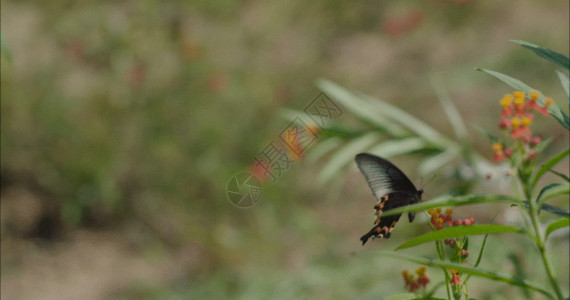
355;153;423;245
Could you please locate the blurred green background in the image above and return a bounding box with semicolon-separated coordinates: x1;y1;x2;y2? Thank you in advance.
1;0;568;299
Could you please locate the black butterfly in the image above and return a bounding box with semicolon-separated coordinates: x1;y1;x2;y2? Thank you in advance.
355;153;423;245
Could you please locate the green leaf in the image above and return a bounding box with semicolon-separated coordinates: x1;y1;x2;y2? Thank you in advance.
305;137;343;163
378;194;521;218
536;183;562;204
430;76;469;142
537;182;570;206
367;137;426;159
531;149;570;188
511;40;570;70
317;133;379;184
366;251;554;298
396;225;525;250
418;149;459;176
317;79;407;136
548;169;570;182
545;218;570;239
474;233;488;268
476;68;569;130
555;70;569;99
532;137;552;154
358;93;457;149
472;124;500;144
507;253;532;300
519;201;570;217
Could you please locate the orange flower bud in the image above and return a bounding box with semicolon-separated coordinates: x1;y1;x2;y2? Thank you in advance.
491;143;503;153
545;97;554;107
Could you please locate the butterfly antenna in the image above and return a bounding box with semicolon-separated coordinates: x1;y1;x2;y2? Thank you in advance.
422;173;437;189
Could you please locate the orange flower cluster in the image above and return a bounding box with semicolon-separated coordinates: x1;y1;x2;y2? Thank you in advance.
492;90;551;162
282;125;320;160
402;267;430;292
427;208;475;230
449;269;461;286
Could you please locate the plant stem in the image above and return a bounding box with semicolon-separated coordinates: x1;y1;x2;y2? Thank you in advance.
527;200;564;299
436;241;452;300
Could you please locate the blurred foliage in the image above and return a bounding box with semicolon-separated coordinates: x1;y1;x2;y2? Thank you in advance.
1;0;568;299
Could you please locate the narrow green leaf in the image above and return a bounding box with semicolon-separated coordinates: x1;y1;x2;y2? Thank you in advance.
317;79;407;136
476;68;569;130
366;251;554;298
359;93;457;149
549;169;570;182
511;40;570;70
551;112;570;130
545;218;570;238
430;76;469;142
474;234;488;268
532;137;552;154
519;201;570;217
531;149;570;188
472;124;500;144
396;225;525;250
418;149;459;176
507;253;532;300
317;133;379;184
279;108;318;125
367;137;426;159
536;183;562;203
378;194;521;218
305;137;343;163
555;70;569;99
476;68;533;91
537;182;570;206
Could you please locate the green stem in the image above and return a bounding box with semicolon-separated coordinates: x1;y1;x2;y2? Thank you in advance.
527;198;564;299
436;240;452;300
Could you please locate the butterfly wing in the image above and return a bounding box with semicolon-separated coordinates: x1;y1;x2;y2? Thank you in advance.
355;153;422;245
355;153;418;199
359;191;419;245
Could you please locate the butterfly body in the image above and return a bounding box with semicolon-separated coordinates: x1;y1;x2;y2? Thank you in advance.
355;153;422;245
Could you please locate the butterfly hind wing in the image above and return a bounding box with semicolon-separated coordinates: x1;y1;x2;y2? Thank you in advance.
360;191;418;245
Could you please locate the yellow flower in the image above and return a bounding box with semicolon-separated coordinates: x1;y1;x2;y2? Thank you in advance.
436;208;442;214
416;266;426;277
445;208;453;216
512;91;525;98
491;142;503;153
529;91;540;101
522;116;532;127
499;94;513;107
514;96;525;108
511;117;521;129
